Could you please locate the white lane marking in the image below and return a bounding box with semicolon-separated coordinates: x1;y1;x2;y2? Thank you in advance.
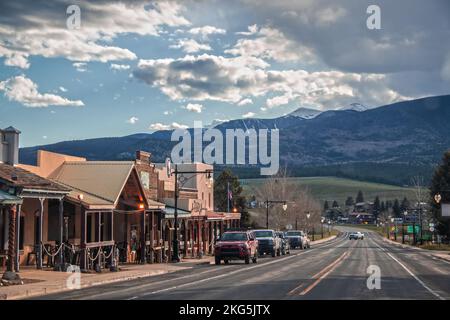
139;233;349;298
371;238;445;300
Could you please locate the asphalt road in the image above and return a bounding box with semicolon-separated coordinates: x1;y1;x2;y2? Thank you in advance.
37;227;450;300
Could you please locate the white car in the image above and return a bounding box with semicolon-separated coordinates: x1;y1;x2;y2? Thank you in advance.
349;232;364;240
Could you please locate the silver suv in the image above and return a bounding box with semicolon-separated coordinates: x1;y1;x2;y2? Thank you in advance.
253;229;282;257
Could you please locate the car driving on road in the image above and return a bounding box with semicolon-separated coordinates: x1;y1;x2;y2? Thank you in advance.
253;229;281;257
285;230;310;249
276;231;291;255
349;231;364;240
214;230;258;265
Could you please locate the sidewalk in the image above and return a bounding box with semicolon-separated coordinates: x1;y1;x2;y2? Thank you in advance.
0;256;214;300
382;236;450;263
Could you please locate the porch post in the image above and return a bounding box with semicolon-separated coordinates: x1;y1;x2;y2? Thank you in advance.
140;210;146;264
197;220;202;258
7;205;16;272
15;204;21;272
37;198;44;269
203;220;207;255
80;206;87;272
149;211;154;264
190;220;194;258
58;199;64;269
183;220;188;258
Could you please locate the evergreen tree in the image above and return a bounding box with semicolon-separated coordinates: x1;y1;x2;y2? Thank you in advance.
392;199;401;217
324;200;329;211
400;197;410;212
381;201;386;212
214;169;249;226
430;151;450;237
356;190;364;203
345;196;354;206
332;200;339;208
373;196;381;219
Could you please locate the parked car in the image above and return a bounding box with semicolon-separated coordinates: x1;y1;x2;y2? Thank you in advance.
285;230;310;249
349;232;364;240
214;230;258;265
277;231;291;255
253;229;281;257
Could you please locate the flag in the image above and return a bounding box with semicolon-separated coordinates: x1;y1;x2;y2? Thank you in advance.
228;190;233;200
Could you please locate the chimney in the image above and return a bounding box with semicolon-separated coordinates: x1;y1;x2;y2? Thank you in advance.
135;150;151;163
2;126;21;165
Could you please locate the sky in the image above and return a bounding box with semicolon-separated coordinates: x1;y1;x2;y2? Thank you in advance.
0;0;449;147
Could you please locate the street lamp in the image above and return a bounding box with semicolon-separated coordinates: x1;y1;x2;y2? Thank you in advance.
434;193;442;204
390;217;396;241
264;200;287;229
402;211;407;244
321;217;325;239
166;158;214;262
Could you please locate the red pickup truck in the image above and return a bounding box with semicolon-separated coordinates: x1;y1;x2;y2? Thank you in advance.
214;230;259;265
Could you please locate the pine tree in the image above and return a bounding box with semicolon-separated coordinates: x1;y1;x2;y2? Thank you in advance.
214;169;249;226
324;200;329;211
332;200;339;208
345;196;354;206
430;151;450;237
400;197;410;212
356;190;364;203
392;199;401;217
373;196;381;219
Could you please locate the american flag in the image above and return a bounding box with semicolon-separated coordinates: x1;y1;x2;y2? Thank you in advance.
227;190;233;200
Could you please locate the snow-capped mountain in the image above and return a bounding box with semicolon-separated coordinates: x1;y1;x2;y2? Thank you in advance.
339;103;370;112
286;107;322;119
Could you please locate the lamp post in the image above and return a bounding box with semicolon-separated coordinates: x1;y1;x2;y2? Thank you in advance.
402;211;407;244
321;217;325;239
166;158;214;263
391;217;396;241
306;212;311;238
264;200;287;229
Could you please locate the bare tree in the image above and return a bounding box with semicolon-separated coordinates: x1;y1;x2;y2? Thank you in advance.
251;169;321;230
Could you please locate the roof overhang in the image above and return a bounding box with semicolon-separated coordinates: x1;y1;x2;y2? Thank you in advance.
0;190;23;205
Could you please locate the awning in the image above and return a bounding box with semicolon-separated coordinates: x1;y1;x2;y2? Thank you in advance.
162;206;192;219
0;190;23;205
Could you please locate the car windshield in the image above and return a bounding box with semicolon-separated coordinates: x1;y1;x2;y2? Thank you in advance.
220;233;247;241
254;231;273;238
287;231;303;236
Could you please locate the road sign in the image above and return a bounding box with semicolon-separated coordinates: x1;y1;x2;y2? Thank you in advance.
429;223;435;227
430;226;435;232
407;225;420;233
286;224;293;230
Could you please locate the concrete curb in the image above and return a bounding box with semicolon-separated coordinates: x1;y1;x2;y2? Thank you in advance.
311;234;338;245
381;236;450;262
1;268;182;300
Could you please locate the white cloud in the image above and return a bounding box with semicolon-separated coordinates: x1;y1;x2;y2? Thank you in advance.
133;54;410;110
59;86;68;92
0;75;84;107
73;62;87;72
110;64;131;71
185;103;203;113
236;24;259;36
188;25;226;39
127;116;139;124
149;122;188;130
242;112;256;118
226;25;315;63
237;98;253;106
169;39;211;53
0;1;190;68
163;110;173;115
442;53;450;81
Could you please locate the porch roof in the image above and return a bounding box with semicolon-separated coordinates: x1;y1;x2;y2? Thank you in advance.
0;190;23;205
0;163;70;194
163;206;192;219
49;161;135;209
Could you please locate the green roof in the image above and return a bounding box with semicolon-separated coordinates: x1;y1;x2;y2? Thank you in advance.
0;190;22;205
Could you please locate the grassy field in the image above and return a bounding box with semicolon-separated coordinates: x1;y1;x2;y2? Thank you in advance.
241;176;416;206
